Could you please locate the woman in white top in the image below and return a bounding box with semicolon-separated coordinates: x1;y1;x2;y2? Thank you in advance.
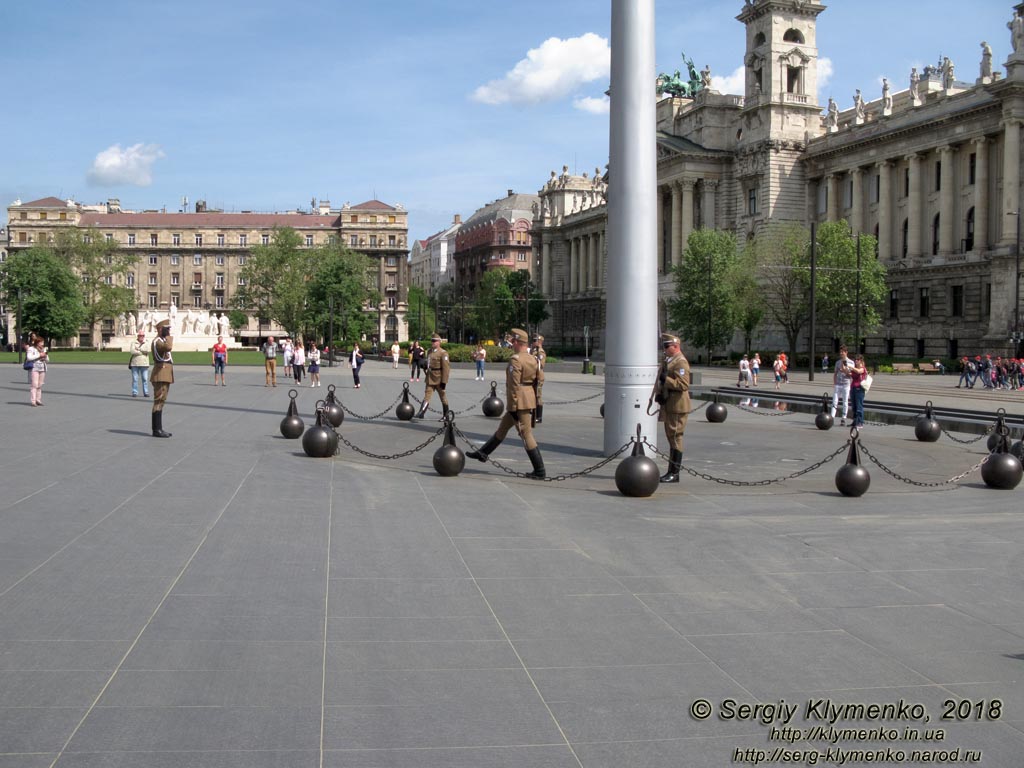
307;343;322;387
292;343;306;384
25;333;49;406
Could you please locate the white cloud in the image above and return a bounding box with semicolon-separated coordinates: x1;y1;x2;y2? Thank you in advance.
711;65;746;95
87;143;165;187
471;33;610;106
817;57;834;96
574;95;609;114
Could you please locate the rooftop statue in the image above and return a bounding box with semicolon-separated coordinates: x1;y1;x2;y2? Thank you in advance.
657;53;705;99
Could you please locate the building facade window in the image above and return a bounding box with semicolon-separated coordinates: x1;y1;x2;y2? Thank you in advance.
951;284;964;317
238;276;247;286
261;234;270;245
148;273;157;286
387;296;396;309
932;213;940;255
215;255;225;265
171;254;180;265
217;234;225;246
748;187;758;215
902;219;909;258
919;286;930;317
889;289;899;320
215;295;225;308
126;273;134;288
215;273;225;288
350;235;358;246
239;234;247;246
193;254;202;265
149;293;157;308
935;160;942;191
238;255;246;265
305;235;314;247
173;234;180;245
195;234;203;246
150;234;158;246
105;233;114;242
968;152;977;185
171;273;180;286
149;254;158;266
128;234;136;246
965;207;975;251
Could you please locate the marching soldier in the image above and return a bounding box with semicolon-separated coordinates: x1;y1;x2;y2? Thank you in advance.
415;333;450;419
649;333;690;482
531;334;546;424
465;328;545;479
151;319;174;438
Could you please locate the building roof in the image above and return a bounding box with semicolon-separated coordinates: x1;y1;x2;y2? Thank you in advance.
461;193;539;230
348;200;397;211
76;212;342;229
18;196;69;208
655;131;728;157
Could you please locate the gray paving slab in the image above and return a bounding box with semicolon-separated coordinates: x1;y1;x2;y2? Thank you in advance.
1;361;1022;766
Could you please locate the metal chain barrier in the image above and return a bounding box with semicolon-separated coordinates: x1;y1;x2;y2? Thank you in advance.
734;402;798;417
338;390;406;421
453;424;632;482
857;440;988;487
545;392;603;406
685;401;712;416
642;437;850;487
409;391;487;416
335;423;446;460
940;422;995;445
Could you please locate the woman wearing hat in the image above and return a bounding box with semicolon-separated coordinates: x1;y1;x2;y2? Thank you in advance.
129;329;151;397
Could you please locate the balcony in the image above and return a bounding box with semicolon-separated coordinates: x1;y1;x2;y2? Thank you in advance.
782;92;810;105
191;282;203;290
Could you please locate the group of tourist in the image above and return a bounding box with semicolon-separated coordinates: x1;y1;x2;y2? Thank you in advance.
258;337;322;387
956;354;1024;390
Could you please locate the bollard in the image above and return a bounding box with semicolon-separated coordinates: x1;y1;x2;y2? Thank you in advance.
396;382;415;421
614;426;660;497
981;418;1023;490
914;400;941;442
986;409;1009;453
706;393;728;423
302;403;336;458
322;384;344;428
433;412;465;477
280;389;305;439
482;381;504;417
815;391;833;430
835;428;870;497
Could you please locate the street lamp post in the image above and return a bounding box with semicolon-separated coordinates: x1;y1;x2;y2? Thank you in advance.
809;222;817;383
706;251;712;367
854;233;862;355
1007;211;1022;357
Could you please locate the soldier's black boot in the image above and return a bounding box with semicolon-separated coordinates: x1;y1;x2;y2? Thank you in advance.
152;411;172;438
415;402;428;419
659;449;682;483
465;436;501;462
441;403;449;421
526;447;546;479
535;405;543;424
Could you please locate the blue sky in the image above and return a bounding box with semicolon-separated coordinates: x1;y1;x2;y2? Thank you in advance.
1;1;1011;241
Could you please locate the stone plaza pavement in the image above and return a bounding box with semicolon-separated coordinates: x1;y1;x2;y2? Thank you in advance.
1;360;1022;767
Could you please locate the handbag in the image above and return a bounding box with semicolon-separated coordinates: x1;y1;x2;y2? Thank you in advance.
861;374;873;392
23;359;34;370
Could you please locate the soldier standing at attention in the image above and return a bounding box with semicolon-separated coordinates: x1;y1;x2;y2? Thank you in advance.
649;333;690;483
415;334;450;419
531;334;546;424
465;328;545;479
151;319;174;438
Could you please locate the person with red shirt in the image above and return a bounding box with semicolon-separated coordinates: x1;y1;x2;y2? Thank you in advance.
212;336;228;386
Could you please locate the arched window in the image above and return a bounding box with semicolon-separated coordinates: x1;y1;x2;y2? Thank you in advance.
965;207;975;252
902;219;909;258
783;28;805;44
932;213;940;255
754;31;766;47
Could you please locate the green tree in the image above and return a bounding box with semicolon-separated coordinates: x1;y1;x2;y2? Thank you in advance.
471;268;516;340
507;269;550;336
234;227;310;339
53;228;138;346
306;244;380;345
1;248;87;342
752;223;813;357
668;228;742;360
407;284;437;341
731;243;764;353
812;221;886;346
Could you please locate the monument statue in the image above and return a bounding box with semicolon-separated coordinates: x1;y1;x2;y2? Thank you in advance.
853;89;865;120
168;300;177;329
942;57;955;89
218;312;231;336
127;312;137;336
825;97;839;129
882;78;892;111
981;41;993;78
1011;10;1024;55
700;64;712;89
657;52;705;98
182;307;195;336
117;312;127;336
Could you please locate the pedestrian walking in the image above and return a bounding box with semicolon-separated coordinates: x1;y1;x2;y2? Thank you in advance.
211;335;228;386
308;343;322;387
261;336;279;386
129;329;151;397
292;342;306;384
350;343;365;388
25;333;49;407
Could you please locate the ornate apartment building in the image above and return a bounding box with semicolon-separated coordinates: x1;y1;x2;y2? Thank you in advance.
4;196;410;345
534;0;1024;360
453;191;539;294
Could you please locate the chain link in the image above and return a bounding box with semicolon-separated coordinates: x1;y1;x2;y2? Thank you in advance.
545;392;603;406
940;422;995;445
338;391;406;421
409;391;487;416
734;402;798;417
453;424;632;482
335;423;446;460
857;440;988;487
642;438;849;486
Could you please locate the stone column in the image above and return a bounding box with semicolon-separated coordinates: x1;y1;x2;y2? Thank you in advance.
599;229;606;287
569;237;578;294
850;168;864;233
974;137;989;252
681;177;695;250
826;173;839;221
877;161;892;261
656;187;665;270
938;145;956;256
670;181;682;268
579;236;589;292
907;154;922;258
701;180;718;228
541;240;551;294
1002;119;1021;246
590;232;600;288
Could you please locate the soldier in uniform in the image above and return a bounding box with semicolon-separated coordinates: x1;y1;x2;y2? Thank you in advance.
649;333;690;482
151;319;174;438
415;333;450;419
531;334;546;424
465;328;545;479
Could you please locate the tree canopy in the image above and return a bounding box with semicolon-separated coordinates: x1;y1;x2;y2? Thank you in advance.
1;247;87;342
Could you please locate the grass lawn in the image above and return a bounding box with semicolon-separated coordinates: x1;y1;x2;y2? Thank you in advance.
0;349;272;366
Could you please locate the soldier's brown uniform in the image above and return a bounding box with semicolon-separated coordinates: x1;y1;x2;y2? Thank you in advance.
651;333;690;482
465;328;546;479
531;337;546;424
151;321;174;437
416;338;450;418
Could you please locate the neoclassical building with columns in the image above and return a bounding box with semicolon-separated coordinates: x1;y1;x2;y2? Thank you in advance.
533;0;1024;360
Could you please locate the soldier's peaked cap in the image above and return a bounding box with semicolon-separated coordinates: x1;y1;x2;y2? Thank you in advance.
510;328;529;343
661;333;681;346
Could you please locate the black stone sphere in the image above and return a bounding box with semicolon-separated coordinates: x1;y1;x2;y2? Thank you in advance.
914;418;941;442
987;432;1002;452
433;443;466;476
302;425;335;458
325;425;339;455
1011;440;1024;462
482;396;504;418
600;403;605;418
706;402;728;423
981;452;1023;490
614;454;661;497
815;412;834;430
396;401;415;421
324;402;344;429
280;414;305;439
835;463;871;497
